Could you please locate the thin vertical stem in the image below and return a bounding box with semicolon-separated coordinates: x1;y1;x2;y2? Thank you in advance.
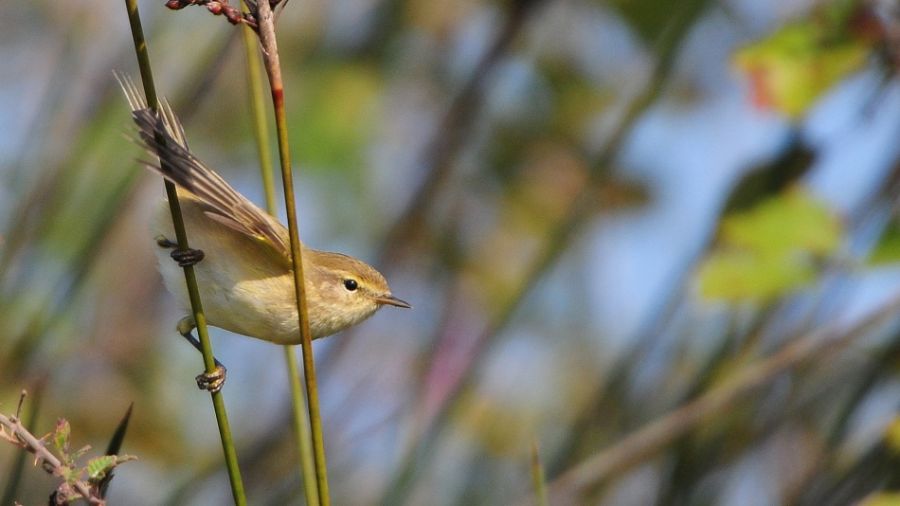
123;2;246;504
240;21;277;213
238;6;320;504
254;1;331;503
530;441;549;506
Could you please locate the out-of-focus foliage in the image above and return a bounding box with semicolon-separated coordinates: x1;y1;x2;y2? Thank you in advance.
698;188;842;300
734;0;878;118
869;218;900;265
862;491;900;506
291;63;382;171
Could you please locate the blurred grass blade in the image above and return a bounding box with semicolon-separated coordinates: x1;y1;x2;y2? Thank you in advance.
531;440;549;506
99;402;134;498
104;402;134;456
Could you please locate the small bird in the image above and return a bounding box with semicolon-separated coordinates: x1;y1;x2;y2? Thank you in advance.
119;76;409;391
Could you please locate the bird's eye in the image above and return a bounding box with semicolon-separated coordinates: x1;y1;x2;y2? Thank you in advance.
343;279;358;291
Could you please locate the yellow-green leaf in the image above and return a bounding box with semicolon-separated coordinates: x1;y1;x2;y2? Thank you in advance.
86;454;136;483
734;14;871;118
698;250;815;300
884;417;900;453
868;219;900;265
698;188;842;301
720;188;841;257
86;455;117;481
54;418;70;455
860;492;900;506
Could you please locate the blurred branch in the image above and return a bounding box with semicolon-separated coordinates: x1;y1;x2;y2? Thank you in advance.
796;423;900;506
6;174;140;375
380;0;713;502
430;0;716;416
173;29;241;120
541;294;900;503
378;0;547;264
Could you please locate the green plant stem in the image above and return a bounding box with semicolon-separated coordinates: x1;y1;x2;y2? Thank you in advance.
240;22;277;213
123;2;246;504
530;441;549;506
254;1;331;503
238;9;320;505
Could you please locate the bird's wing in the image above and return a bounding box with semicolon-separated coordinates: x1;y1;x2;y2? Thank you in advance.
118;73;291;264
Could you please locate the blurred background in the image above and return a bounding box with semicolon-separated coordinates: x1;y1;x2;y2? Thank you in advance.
4;0;900;504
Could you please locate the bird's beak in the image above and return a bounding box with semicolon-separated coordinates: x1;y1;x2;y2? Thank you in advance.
376;294;411;309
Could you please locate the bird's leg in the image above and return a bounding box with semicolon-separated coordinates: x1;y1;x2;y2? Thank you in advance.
176;316;227;393
155;235;205;268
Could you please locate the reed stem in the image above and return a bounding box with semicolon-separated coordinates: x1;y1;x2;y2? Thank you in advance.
123;2;246;504
254;1;331;503
238;8;320;504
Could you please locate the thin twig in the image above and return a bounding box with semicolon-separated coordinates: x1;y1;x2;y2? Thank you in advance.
1;383;44;505
0;412;101;504
254;1;331;503
378;0;546;264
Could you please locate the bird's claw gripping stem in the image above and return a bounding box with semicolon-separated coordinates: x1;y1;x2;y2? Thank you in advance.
171;248;205;267
195;365;227;393
176;317;228;392
156;235;205;267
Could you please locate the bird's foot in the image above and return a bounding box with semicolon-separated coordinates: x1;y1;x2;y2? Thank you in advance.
156;235;205;267
155;235;177;249
195;365;227;393
171;247;205;267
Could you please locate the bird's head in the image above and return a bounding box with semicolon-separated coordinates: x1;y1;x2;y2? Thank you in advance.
303;250;410;338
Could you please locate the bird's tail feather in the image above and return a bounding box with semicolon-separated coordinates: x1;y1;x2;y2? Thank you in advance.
116;72;291;260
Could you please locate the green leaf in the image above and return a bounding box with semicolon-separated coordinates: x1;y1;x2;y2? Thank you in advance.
86;454;136;483
607;0;713;46
699;250;815;301
720;188;841;257
734;7;873;118
868;219;900;265
860;492;900;506
885;417;900;453
698;188;842;301
86;455;117;481
53;418;70;456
